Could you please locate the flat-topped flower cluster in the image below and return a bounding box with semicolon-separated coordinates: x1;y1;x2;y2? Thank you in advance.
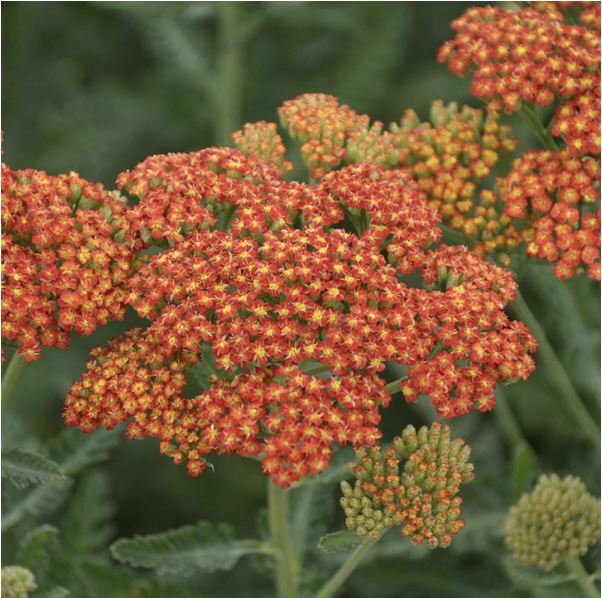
55;146;536;487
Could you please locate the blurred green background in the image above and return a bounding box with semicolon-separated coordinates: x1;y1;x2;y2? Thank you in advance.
2;2;600;597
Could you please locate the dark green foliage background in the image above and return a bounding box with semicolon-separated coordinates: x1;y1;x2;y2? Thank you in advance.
2;2;600;597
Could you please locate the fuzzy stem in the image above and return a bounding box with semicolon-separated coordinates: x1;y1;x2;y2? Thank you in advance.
213;2;243;146
268;481;299;598
314;537;379;598
510;291;600;449
1;352;25;408
564;557;600;598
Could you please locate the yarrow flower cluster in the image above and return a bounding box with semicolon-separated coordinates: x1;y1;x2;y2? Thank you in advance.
438;2;601;281
61;146;536;487
340;422;474;547
1;162;143;361
438;3;600;114
505;474;601;571
500;149;600;280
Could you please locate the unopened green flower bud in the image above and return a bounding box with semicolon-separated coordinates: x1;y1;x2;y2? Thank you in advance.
505;474;601;571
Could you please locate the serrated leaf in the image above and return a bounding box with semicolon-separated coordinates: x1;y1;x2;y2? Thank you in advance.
111;521;268;576
2;480;72;531
46;428;119;476
2;448;65;488
62;470;115;557
318;530;365;553
16;524;61;571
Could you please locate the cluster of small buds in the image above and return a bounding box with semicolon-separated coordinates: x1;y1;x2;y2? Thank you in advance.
499;149;600;281
438;3;600;113
0;566;37;598
389;101;519;237
341;422;474;547
278;93;367;180
505;474;601;571
63;147;536;487
232;121;294;177
1;163;144;361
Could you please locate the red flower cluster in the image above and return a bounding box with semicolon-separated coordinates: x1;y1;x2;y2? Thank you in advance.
500;149;600;280
341;422;474;547
438;3;600;113
63;148;536;487
1;163;143;361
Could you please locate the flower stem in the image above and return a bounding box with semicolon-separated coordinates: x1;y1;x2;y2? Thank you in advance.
564;557;600;598
268;481;299;598
213;2;243;146
510;290;600;450
314;537;379;598
1;352;25;408
519;104;559;151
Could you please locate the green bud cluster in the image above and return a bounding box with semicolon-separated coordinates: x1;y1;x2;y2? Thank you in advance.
1;566;37;598
505;474;601;571
340;422;474;548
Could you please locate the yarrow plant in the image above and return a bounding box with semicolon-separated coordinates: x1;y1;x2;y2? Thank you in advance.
1;3;599;597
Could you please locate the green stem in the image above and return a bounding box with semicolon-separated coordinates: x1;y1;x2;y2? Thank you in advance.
519;104;559;151
385;377;405;395
1;352;25;408
494;386;528;450
314;537;379;598
268;481;299;598
494;386;538;499
510;291;600;449
564;557;600;598
213;2;243;146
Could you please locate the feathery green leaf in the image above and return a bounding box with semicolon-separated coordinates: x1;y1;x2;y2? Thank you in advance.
111;521;269;576
2;448;65;488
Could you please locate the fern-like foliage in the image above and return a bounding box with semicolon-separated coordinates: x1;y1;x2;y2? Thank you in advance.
46;428;120;476
111;521;271;576
2;479;73;532
2;448;65;488
61;470;115;558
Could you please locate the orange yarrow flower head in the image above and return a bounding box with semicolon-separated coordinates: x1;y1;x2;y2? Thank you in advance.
499;149;601;281
64;143;536;488
438;3;600;113
341;422;474;547
1;159;144;361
